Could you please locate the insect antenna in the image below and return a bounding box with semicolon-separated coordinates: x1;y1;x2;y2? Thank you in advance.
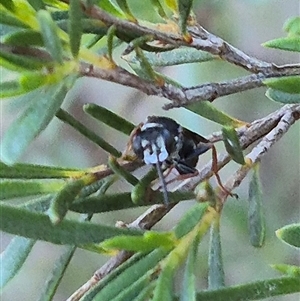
155;158;169;206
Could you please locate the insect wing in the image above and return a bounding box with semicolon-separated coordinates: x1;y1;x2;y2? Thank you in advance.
182;127;209;144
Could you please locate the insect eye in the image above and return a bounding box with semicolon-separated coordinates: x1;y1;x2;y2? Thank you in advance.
132;132;144;159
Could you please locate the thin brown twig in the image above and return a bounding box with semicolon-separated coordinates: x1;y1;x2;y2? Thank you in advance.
79;61;300;110
218;104;299;200
177;104;300;195
164;70;300;109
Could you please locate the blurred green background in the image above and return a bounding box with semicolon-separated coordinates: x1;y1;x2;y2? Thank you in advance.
1;0;299;300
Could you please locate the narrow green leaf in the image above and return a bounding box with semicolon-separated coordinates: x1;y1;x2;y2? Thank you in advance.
0;161;84;179
264;76;300;94
0;46;48;71
0;179;64;200
187;277;300;301
57;18;108;35
71;190;194;214
276;223;300;248
110;273;155;301
284;16;300;36
124;47;216;66
48;175;95;224
85;249;168;301
78;175;116;197
248;165;266;247
208;216;225;289
0;236;35;289
108;155;139;186
132;283;156;301
101;231;176;252
19;71;49;92
71;192;135;213
37;10;64;64
165;0;177;13
263;37;300;52
135;46;162;83
174;202;209;239
37;245;76;301
1;82;67;164
21;194;53;212
150;0;168;18
222;126;245;165
98;0;127;19
106;25;117;61
266;88;300;104
129;62;160;83
3;29;44;46
0;193;53;288
27;0;45;11
0;71;50;98
80;253;146;300
0;203;142;245
271;264;300;278
51;10;69;21
152;265;174;301
0;11;29;28
115;0;136;21
178;0;193;36
0;80;24;98
187;101;245;127
69;0;82;58
131;168;158;205
180;238;198;301
56;109;122;157
123;35;174;53
0;0;15;11
84;34;105;49
83;103;135;136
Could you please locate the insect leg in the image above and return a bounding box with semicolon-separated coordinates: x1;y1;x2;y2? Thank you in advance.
211;145;237;198
155;160;169;206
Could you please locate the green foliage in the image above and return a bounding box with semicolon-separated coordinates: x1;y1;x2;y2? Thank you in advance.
222;126;245;165
208;215;225;289
263;16;300;104
68;0;82;58
37;246;76;301
263;15;300;52
266;88;300;104
0;236;35;289
264;76;300;94
83;103;135;136
248;165;266;248
37;10;64;64
1;82;68;164
276;223;300;248
0;1;299;301
0;203;143;244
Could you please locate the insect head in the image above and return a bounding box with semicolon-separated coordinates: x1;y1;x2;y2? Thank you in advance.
131;116;211;205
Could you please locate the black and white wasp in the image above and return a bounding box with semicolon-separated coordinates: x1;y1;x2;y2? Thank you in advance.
130;116;211;205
